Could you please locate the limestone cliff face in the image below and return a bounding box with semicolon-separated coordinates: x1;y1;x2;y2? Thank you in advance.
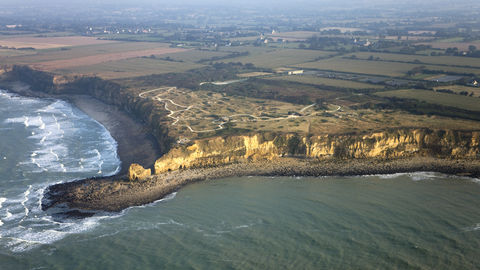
129;163;151;181
155;129;480;174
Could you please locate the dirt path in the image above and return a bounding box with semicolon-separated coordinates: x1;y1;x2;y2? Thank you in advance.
139;87;337;133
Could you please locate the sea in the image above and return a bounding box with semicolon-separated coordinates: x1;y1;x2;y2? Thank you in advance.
0;89;479;269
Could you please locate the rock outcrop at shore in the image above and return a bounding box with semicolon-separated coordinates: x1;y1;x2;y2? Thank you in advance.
43;157;480;212
155;129;480;174
4;65;480;213
129;163;151;181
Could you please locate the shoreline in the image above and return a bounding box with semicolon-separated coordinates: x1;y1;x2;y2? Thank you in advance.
0;81;162;175
2;79;480;214
42;157;480;212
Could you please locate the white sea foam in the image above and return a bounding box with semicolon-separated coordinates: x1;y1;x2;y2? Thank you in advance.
49;148;60;161
125;192;178;212
0;90;122;253
21;185;32;219
372;171;442;181
463;223;480;232
376;173;407;179
0;182;124;252
38;116;45;130
0;198;6;209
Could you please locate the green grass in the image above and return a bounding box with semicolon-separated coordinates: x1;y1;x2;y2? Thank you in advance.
435;37;465;43
296;57;480;77
296;57;417;77
161;49;231;63
344;52;480;68
266;75;384;89
375;89;480;112
0;48;36;57
219;47;333;68
434;85;480;97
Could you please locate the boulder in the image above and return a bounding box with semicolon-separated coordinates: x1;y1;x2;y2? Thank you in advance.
129;163;151;181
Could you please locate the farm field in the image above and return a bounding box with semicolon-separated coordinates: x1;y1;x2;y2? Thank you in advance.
220;47;333;68
296;57;480;77
434;85;480;97
266;75;384;89
160;49;232;63
30;47;187;71
0;42;173;65
0;48;36;57
296;57;421;77
416;41;480;51
57;57;204;79
375;89;480;112
344;52;480;68
2;30;480;140
0;36;116;49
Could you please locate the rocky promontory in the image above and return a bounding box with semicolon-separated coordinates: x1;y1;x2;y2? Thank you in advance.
43;157;480;212
2;65;480;213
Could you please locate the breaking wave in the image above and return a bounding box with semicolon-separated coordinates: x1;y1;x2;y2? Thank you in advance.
0;89;121;252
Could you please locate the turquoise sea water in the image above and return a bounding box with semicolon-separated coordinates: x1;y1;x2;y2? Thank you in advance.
1;90;480;269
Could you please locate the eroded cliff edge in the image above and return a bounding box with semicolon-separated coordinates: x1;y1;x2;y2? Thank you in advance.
155;130;480;174
2;65;480;212
47;128;479;212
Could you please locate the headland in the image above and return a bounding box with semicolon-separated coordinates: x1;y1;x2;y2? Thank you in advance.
1;65;479;213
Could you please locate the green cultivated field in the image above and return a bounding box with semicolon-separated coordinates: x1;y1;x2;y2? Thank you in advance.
344;52;480;68
267;75;384;89
376;89;480;112
162;49;231;63
296;57;418;77
58;57;204;79
296;57;480;77
0;49;36;57
221;48;333;68
434;85;480;97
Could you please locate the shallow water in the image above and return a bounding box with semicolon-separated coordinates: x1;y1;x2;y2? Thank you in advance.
1;90;480;269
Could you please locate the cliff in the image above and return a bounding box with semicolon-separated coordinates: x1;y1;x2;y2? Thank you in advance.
155;129;480;174
5;65;480;180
